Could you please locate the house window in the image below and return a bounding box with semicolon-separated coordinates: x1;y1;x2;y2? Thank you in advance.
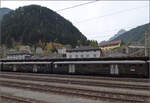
86;54;89;58
93;54;96;57
81;54;84;58
75;55;78;58
69;55;72;58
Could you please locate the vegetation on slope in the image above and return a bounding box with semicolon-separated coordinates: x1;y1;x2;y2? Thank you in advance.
111;23;150;44
1;5;89;48
0;8;12;21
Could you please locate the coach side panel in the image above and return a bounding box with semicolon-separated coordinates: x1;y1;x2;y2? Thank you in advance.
148;61;150;78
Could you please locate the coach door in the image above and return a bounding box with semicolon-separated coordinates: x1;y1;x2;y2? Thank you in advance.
69;64;75;74
149;62;150;78
110;64;119;75
110;65;115;74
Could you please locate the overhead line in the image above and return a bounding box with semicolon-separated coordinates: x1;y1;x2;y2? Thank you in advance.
87;24;142;37
86;23;150;39
75;5;148;24
56;1;98;12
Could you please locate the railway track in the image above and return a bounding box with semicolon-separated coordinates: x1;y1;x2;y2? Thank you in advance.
0;79;149;103
0;94;49;103
0;73;150;90
1;71;149;83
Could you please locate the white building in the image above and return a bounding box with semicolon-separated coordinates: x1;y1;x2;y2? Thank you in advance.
7;51;33;60
36;47;43;54
57;47;66;54
19;45;31;53
66;46;102;58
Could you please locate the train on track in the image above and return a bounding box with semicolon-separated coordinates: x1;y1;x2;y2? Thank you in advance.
0;56;150;78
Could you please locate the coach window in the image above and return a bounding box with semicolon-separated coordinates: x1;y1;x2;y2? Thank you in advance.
103;64;108;68
59;64;62;67
69;55;72;58
139;64;143;67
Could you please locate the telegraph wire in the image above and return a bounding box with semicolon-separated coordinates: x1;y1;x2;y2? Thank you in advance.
56;1;98;12
85;23;149;40
74;5;148;24
54;1;149;42
55;2;148;28
85;24;144;38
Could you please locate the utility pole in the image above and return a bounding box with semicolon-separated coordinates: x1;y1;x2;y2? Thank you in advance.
145;31;148;56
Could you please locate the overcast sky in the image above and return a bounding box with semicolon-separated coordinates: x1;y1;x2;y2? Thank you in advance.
1;1;149;42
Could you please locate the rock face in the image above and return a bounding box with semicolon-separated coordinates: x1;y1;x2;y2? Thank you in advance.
1;5;87;47
109;29;126;41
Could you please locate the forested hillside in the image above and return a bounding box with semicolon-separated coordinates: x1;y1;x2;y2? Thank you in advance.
0;8;12;21
111;23;150;44
1;5;88;48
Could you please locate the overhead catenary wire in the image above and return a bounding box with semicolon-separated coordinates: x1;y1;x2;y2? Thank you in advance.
55;2;148;26
56;1;98;12
54;1;149;42
85;23;146;38
55;2;148;30
74;5;148;24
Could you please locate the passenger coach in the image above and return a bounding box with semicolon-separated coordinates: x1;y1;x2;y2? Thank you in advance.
53;58;149;78
0;57;149;78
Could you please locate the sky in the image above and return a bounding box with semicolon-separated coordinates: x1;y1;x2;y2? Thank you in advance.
1;1;150;43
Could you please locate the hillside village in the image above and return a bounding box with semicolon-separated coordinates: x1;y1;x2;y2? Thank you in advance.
0;5;150;60
0;38;150;60
0;22;149;60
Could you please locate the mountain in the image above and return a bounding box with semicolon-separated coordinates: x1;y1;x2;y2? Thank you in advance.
1;5;87;47
110;23;150;44
109;29;126;41
0;8;12;21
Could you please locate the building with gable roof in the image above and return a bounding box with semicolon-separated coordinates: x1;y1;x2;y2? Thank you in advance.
99;40;122;51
